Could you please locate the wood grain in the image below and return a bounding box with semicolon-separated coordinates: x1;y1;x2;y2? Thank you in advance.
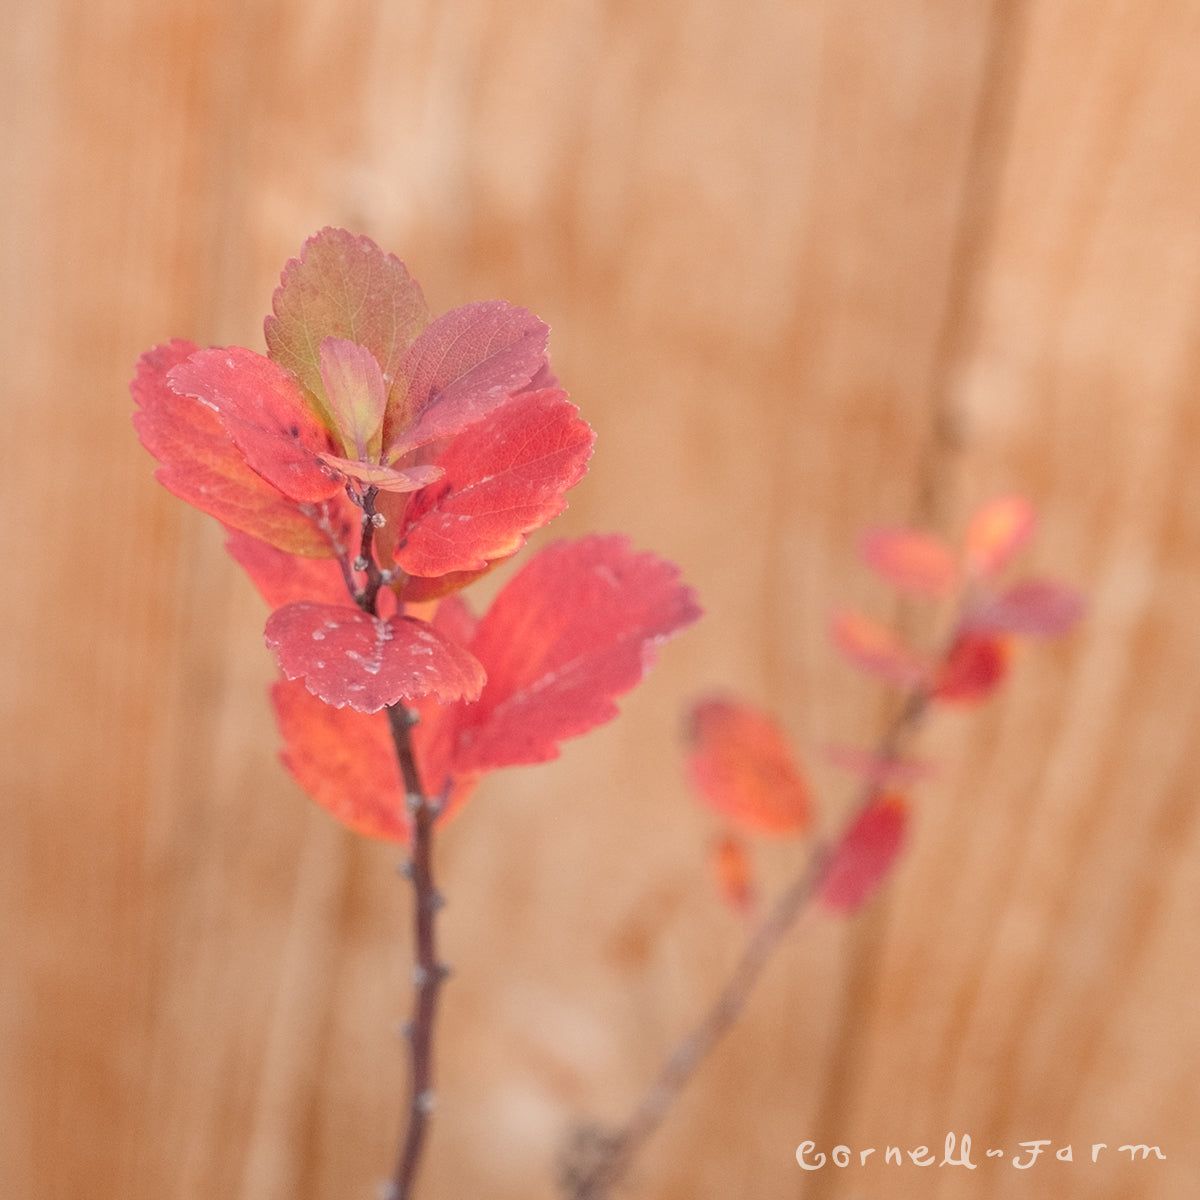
3;1;1198;1196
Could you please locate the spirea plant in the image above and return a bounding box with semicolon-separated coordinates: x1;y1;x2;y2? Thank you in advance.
561;497;1083;1198
133;229;1082;1199
132;227;701;1198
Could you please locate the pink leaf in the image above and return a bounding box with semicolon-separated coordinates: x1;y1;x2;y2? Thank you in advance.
393;388;595;577
168;347;342;503
964;495;1037;577
451;536;702;772
315;454;444;493
319;338;387;459
265;227;429;428
383;300;550;452
860;527;957;595
819;796;909;914
265;602;485;712
967;579;1085;637
830;610;927;687
131;341;353;557
687;697;811;835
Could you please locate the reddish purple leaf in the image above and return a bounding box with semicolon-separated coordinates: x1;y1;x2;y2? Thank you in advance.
265;227;429;429
383;300;550;452
967;579;1085;637
393;388;595;577
265;602;485;712
860;527;957;596
451;536;702;772
132;341;353;557
168;347;342;503
687;697;812;835
819;795;909;914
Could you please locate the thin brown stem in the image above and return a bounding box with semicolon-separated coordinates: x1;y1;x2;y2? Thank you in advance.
340;485;445;1200
561;845;833;1200
561;685;932;1200
385;704;447;1200
354;486;387;615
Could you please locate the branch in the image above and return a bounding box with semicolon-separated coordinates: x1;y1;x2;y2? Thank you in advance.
341;485;447;1200
353;486;388;615
385;704;448;1200
560;686;930;1199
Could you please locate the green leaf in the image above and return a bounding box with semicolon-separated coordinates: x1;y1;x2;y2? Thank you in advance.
265;227;429;427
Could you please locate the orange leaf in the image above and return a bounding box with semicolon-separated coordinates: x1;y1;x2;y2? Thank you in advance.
273;670;479;842
819;795;909;914
272;679;409;842
860;527;957;596
934;632;1010;705
711;834;756;916
829;610;927;687
687;698;811;835
964;495;1036;577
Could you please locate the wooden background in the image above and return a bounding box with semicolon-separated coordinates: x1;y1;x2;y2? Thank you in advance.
4;0;1199;1196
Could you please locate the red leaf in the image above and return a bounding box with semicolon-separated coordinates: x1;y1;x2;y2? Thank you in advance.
272;676;479;841
272;679;409;842
224;528;351;610
450;536;702;772
407;597;483;813
265;602;485;712
934;632;1009;704
265;227;429;430
168;347;342;503
712;834;756;917
819;795;909;914
131;341;353;557
393;389;595;577
830;610;927;687
964;495;1037;577
383;300;550;452
686;698;811;835
396;559;513;604
860;527;957;595
967;579;1085;637
823;744;934;786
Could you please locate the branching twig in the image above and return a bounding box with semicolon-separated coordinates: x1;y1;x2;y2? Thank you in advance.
561;685;931;1199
